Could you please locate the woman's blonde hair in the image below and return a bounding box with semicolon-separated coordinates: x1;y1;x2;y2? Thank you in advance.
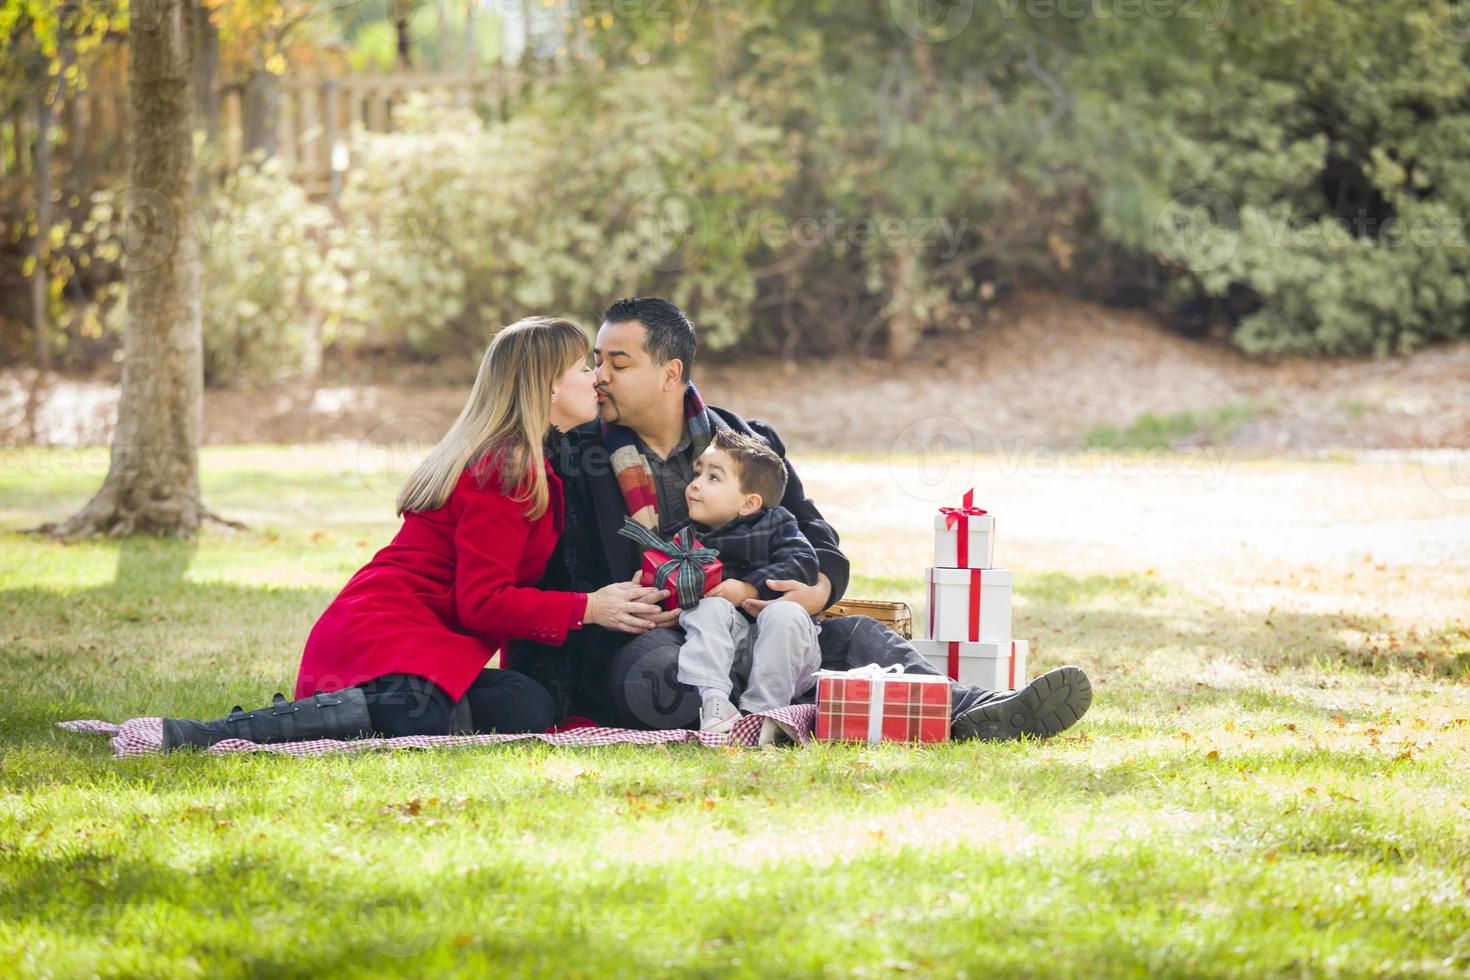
396;316;590;520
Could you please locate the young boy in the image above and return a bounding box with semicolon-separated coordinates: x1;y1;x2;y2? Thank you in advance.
675;428;823;735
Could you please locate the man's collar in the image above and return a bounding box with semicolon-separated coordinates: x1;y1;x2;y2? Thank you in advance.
631;421;691;463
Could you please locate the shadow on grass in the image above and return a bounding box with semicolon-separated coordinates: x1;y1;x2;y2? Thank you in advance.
1019;571;1469;683
2;535;335;746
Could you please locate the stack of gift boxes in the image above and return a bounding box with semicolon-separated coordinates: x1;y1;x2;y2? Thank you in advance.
910;488;1028;693
815;489;1027;745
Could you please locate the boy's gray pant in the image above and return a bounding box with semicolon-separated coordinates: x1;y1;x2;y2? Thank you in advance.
676;597;822;713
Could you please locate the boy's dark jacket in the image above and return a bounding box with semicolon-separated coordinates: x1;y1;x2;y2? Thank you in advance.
509;406;849;721
686;504;820;606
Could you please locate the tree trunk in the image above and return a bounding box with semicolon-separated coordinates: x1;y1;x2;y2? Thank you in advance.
886;247;922;358
243;68;280;158
194;1;220;146
46;0;223;538
395;0;414;69
30;89;54;375
24;86;55;446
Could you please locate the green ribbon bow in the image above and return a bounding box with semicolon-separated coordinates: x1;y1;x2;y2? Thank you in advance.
617;518;721;610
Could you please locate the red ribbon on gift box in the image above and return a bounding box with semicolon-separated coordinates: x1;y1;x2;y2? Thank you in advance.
938;488;989;568
943;639;1017;687
928;567;984;643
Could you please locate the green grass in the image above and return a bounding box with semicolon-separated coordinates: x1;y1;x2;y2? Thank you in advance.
2;447;1469;978
1081;402;1271;451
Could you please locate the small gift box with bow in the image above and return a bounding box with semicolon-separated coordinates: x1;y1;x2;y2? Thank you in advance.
617;518;723;611
923;566;1013;644
814;664;951;745
934;488;995;569
911;638;1028;691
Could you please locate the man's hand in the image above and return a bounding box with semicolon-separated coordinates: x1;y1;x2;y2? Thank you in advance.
707;579;758;605
740;572;831;617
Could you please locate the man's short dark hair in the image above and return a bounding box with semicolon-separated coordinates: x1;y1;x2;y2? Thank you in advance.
601;297;696;383
709;428;787;509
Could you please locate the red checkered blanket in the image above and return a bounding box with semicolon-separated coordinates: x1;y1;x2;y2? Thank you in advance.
56;704;818;758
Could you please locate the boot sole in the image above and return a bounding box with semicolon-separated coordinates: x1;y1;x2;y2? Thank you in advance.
952;665;1092;742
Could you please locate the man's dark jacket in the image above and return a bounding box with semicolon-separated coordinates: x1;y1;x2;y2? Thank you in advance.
509;407;850;722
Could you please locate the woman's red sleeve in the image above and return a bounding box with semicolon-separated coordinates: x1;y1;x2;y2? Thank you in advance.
452;477;588;645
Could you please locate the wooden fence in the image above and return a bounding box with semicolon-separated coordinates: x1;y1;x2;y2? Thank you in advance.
1;58;524;207
247;69;523;200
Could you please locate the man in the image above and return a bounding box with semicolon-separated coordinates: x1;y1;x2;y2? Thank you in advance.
510;297;1092;740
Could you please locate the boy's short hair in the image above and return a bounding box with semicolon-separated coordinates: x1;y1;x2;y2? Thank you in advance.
709;429;787;509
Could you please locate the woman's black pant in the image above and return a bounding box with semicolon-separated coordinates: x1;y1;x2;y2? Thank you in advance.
354;669;556;738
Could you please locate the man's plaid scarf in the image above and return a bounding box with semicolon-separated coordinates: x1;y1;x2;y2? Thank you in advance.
600;382;717;530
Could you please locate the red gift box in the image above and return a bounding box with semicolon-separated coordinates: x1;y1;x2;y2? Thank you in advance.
637;546;723;611
815;665;951;745
618;519;724;611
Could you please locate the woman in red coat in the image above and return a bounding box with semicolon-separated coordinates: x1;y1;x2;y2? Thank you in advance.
162;317;668;749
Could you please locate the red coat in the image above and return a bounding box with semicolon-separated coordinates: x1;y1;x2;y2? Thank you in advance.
294;457;588;702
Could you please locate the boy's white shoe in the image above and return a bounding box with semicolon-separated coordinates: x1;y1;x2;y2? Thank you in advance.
757;717;783;748
699;693;742;734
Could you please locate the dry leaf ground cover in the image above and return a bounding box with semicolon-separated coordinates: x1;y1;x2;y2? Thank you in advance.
1;445;1467;977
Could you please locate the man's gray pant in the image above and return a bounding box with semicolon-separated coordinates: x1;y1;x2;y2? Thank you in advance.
606;612;1008;731
675;597;822;713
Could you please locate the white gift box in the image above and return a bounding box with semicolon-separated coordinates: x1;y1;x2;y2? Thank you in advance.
923;566;1013;644
912;638;1029;691
933;512;995;569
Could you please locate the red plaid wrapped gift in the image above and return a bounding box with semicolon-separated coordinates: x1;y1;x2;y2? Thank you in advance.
617;518;723;611
814;664;951;746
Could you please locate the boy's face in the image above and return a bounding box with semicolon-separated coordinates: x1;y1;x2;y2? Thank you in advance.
685;446;762;528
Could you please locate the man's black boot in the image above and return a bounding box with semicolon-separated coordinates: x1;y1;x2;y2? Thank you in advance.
951;665;1093;741
162;688;373;751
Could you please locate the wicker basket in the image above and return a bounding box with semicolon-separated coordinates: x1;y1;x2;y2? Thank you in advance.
818;598;913;640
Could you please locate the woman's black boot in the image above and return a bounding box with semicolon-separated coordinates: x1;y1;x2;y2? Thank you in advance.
162;688;373;751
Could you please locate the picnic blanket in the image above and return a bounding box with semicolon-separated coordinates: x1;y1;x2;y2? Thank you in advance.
56;704;818;759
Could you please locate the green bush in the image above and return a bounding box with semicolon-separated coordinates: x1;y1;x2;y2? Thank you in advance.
68;157;348;387
196;158;349;385
338;71;786;356
1071;1;1470;356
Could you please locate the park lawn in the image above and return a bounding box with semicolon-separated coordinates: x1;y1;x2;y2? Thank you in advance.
1;446;1468;978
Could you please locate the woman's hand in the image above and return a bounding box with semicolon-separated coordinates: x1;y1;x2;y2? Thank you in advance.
583;574;669;634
